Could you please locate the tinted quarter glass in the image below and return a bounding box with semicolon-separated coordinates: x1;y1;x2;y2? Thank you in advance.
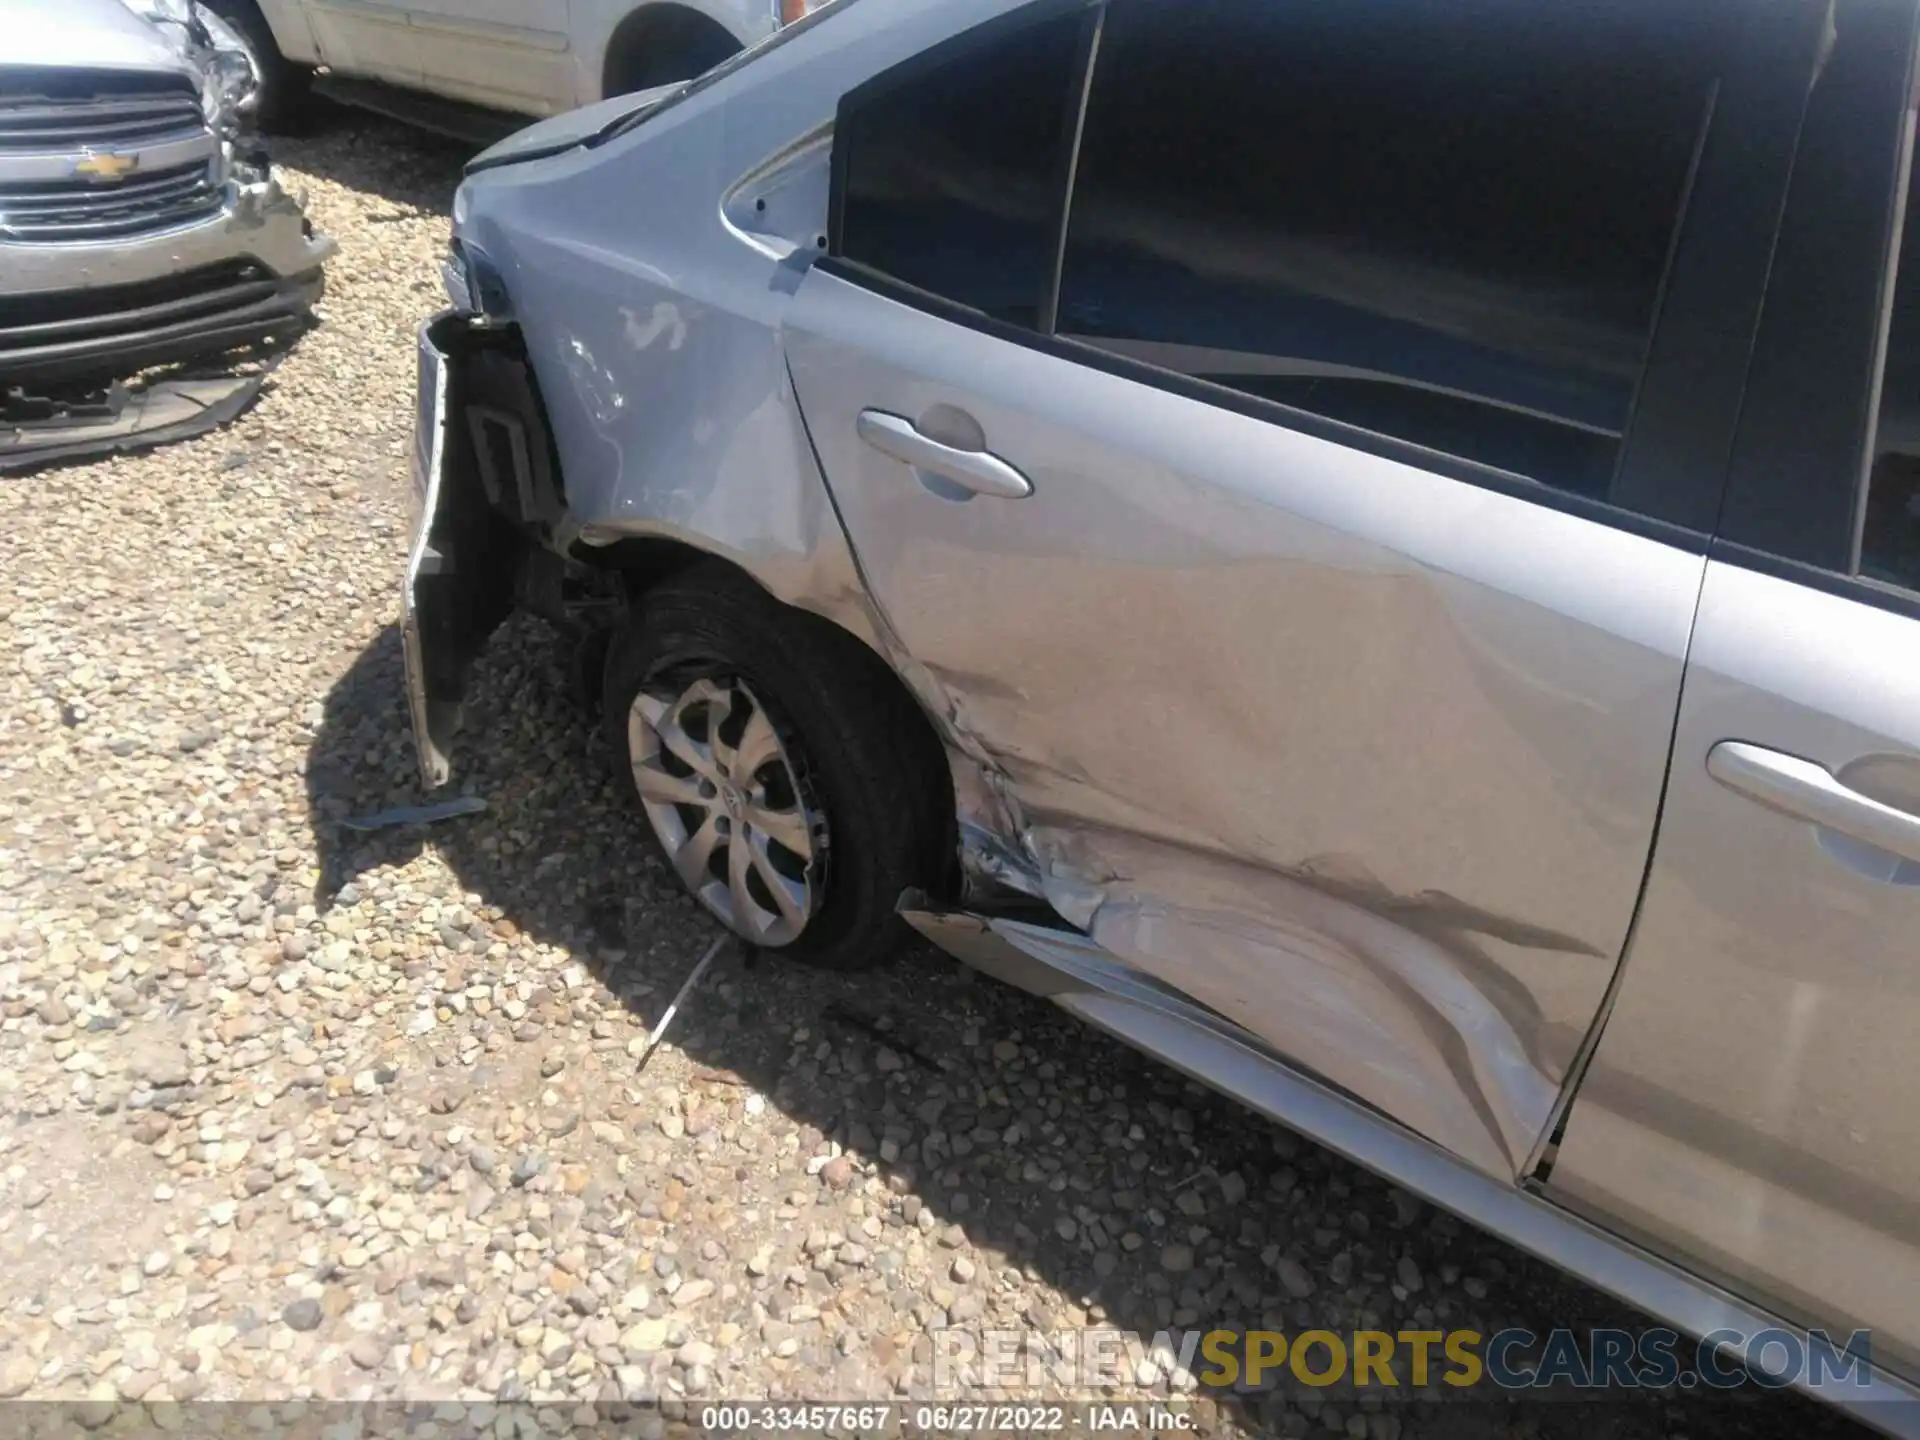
834;9;1085;328
1058;0;1719;502
1864;126;1920;592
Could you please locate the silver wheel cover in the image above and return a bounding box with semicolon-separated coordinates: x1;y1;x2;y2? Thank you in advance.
627;675;821;946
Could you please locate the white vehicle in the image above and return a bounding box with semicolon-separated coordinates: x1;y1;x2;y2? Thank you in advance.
202;0;831;133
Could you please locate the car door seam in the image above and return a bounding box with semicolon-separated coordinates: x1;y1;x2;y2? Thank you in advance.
1521;552;1712;1186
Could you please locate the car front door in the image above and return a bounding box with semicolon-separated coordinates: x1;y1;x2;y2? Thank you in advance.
1546;0;1920;1375
783;0;1818;1177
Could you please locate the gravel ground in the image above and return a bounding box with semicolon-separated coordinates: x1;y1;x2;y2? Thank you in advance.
0;111;1877;1440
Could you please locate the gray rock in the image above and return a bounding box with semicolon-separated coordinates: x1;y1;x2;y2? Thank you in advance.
1396;1255;1423;1293
69;1398;117;1430
0;1354;36;1399
1275;1254;1316;1299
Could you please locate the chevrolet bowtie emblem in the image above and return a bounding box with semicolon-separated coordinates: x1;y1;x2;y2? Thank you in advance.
73;151;139;183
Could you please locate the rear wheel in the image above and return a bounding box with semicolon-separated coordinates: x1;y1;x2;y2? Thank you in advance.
201;0;314;133
603;565;950;970
601;5;742;95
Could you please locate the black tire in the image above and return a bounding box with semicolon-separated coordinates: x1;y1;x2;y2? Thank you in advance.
614;34;739;92
602;8;743;95
602;564;951;971
201;0;314;134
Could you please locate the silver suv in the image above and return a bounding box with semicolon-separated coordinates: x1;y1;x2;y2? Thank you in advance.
1;0;331;456
406;0;1920;1427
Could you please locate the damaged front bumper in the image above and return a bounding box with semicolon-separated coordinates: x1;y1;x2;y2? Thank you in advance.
0;160;335;469
0;159;334;385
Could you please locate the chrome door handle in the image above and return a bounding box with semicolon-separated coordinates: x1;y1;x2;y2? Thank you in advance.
1707;740;1920;867
856;409;1033;499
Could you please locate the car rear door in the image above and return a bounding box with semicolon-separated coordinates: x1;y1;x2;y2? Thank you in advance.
1545;0;1920;1375
401;0;574;114
296;0;424;87
783;0;1819;1177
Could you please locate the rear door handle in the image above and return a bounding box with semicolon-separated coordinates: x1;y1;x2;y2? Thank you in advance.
1707;740;1920;867
856;409;1033;499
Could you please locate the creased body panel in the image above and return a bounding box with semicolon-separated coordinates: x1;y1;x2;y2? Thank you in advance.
785;272;1704;1177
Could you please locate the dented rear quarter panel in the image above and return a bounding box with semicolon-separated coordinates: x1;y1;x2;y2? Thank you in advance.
447;0;975;650
446;0;1672;1188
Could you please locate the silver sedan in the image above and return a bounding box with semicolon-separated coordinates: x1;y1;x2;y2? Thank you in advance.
401;0;1920;1428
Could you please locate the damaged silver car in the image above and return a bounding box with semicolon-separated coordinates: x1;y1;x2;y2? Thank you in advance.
1;0;333;468
409;0;1920;1426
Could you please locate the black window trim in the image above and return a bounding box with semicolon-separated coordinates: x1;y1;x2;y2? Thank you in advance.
1710;537;1920;624
1711;0;1920;622
1037;3;1102;336
1852;101;1917;573
824;0;1826;554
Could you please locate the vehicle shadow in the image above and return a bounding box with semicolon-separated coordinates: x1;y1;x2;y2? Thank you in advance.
304;619;1870;1440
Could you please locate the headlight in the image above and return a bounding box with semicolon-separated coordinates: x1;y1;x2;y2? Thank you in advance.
197;7;263;118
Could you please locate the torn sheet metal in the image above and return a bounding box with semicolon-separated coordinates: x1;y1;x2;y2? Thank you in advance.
1;375;262;474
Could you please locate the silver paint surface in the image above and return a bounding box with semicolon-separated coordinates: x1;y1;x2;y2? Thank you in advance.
450;0;1700;1180
10;0;204;76
1551;559;1920;1372
897;904;1920;1435
434;0;1920;1410
446;0;983;648
784;271;1704;1178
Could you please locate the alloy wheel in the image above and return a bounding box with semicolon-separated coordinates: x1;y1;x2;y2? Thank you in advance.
626;673;822;945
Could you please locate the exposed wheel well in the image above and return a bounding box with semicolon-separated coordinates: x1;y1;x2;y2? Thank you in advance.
600;4;743;97
589;537;961;899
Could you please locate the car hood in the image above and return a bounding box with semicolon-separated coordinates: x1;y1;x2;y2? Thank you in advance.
9;0;200;76
465;83;684;174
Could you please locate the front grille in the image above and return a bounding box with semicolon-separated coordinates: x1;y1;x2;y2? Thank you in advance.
0;68;205;151
0;160;223;241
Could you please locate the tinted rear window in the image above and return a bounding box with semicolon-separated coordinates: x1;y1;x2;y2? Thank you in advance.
1056;0;1719;498
834;9;1085;328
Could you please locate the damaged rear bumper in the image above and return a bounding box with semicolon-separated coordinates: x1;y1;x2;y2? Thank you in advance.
404;315;465;789
403;312;526;788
